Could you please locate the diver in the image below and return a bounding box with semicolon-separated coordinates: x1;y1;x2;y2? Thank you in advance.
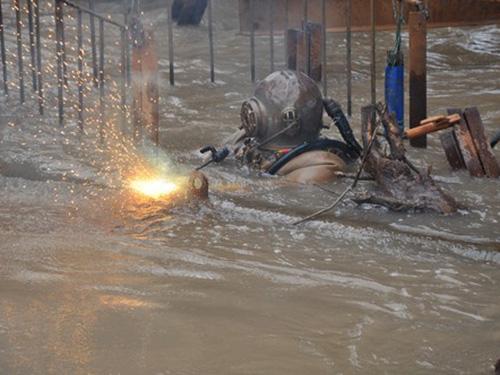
199;70;363;184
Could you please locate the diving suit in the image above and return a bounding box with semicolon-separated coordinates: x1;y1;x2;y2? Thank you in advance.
203;70;362;184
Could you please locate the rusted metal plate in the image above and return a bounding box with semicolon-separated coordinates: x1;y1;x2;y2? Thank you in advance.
440;130;465;170
305;22;322;82
286;28;303;71
463;107;500;178
447;108;485;177
239;0;500;33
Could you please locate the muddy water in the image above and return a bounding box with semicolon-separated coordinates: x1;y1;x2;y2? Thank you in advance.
0;1;499;374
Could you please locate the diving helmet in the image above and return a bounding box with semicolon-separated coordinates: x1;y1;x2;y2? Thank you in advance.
240;70;324;150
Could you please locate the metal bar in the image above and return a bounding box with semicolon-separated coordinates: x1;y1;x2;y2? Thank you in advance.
303;0;308;25
249;0;255;82
77;9;84;130
27;0;37;91
120;27;127;129
34;0;43;114
89;0;98;87
14;0;24;103
284;0;288;67
208;0;214;82
60;1;67;85
167;0;174;85
321;0;326;96
55;0;64;125
269;0;274;73
0;0;8;95
409;11;427;148
370;0;376;106
99;18;105;140
346;0;352;115
63;0;125;29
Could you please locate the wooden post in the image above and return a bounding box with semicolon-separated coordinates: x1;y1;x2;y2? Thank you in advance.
131;21;160;146
409;11;427;148
286;23;322;82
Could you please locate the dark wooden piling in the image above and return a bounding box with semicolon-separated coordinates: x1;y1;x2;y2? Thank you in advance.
27;0;37;92
409;11;427;148
55;0;64;125
98;18;105;140
89;0;98;87
208;0;215;82
167;0;175;85
34;0;43;114
131;25;160;146
346;0;352;115
305;22;322;82
14;0;25;103
0;0;8;95
77;8;84;130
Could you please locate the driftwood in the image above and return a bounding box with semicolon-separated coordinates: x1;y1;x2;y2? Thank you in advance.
354;105;458;214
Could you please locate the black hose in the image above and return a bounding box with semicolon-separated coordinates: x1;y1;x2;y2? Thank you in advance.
491;131;500;149
323;99;363;156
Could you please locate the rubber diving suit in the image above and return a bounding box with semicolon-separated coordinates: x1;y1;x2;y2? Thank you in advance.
202;70;362;184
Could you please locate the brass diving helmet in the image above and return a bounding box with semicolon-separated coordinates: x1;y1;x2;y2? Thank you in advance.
240;70;324;150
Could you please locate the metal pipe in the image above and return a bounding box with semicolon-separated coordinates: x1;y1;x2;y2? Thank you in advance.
284;0;288;67
321;0;327;96
249;0;255;82
370;0;376;106
99;18;105;140
60;1;67;85
269;0;274;73
120;27;127;129
77;8;84;130
346;0;352;115
89;0;98;87
167;0;174;85
303;0;308;25
55;0;64;125
208;0;214;82
34;0;43;114
27;0;37;91
14;0;25;103
0;0;8;95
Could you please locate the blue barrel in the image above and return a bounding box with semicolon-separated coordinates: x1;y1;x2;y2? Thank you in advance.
385;64;405;132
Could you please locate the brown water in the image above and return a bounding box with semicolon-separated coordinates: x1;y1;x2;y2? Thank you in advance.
0;1;499;374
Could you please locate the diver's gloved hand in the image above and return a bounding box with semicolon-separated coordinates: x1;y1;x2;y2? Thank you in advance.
196;146;230;170
323;98;363;156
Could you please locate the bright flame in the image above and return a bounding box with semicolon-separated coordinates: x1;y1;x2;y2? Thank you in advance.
129;177;179;199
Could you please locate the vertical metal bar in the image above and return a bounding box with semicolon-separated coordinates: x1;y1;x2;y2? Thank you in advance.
321;0;327;96
370;0;376;106
27;0;37;91
14;0;25;103
60;1;67;85
303;0;308;25
55;0;64;125
249;0;255;82
167;0;175;85
208;0;214;83
0;0;8;95
346;0;352;115
284;0;288;68
77;9;84;131
99;19;105;140
89;0;98;87
123;0;130;86
34;0;43;114
120;27;127;129
269;0;274;73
